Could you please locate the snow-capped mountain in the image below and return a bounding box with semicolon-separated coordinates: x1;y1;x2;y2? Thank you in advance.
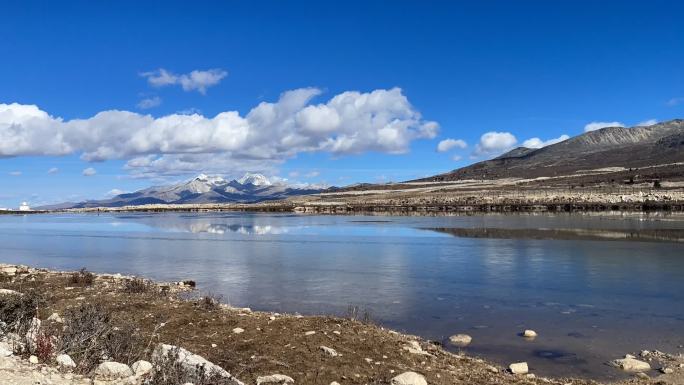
58;173;325;208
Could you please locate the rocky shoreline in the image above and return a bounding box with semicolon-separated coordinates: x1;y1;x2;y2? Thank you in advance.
0;263;682;385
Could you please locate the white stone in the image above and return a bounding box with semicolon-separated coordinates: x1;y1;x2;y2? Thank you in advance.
509;362;529;374
611;357;651;372
0;289;22;296
523;330;538;338
304;331;316;336
391;371;427;385
25;317;41;353
153;344;243;384
1;267;17;275
256;374;295;384
47;313;63;323
319;346;339;357
448;334;472;347
29;355;39;364
131;360;153;376
0;342;13;357
661;367;674;374
330;382;341;385
56;354;76;369
232;327;245;334
94;361;133;379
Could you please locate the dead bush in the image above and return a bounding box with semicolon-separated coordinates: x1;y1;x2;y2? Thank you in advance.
195;294;222;312
69;268;95;287
59;303;144;373
35;331;54;362
122;277;154;294
147;346;235;385
346;304;374;324
0;290;41;336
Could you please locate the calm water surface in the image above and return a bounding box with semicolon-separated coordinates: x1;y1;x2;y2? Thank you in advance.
1;212;683;380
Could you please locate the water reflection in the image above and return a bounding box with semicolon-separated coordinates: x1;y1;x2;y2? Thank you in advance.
427;227;684;243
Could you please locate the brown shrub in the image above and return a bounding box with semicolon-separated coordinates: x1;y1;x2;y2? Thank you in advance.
69;268;95;287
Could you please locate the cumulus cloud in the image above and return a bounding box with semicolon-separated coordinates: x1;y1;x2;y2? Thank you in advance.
137;96;162;110
584;121;625;132
82;167;97;176
436;138;467;152
47;167;59;174
637;119;658;126
141;68;227;94
0;88;438;177
474;132;518;156
522;134;570;149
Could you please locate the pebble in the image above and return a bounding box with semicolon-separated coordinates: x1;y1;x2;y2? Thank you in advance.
56;354;76;369
304;331;316;336
93;361;134;379
320;346;339;357
661;367;674;374
232;327;245;334
29;355;39;364
131;360;153;376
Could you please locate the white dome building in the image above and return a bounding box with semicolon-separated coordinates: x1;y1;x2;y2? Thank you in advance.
19;202;31;211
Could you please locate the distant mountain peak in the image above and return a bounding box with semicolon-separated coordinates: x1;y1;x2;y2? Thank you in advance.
237;173;272;186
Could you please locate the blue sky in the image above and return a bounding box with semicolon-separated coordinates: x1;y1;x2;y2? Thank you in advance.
1;0;683;207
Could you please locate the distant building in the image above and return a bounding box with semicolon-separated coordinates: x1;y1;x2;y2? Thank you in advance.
19;202;31;211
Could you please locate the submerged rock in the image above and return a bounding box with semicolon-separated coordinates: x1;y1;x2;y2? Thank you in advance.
523;329;538;338
610;357;651;372
391;371;427;385
448;334;472;347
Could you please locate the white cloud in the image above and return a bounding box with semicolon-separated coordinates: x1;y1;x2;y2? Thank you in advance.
288;171;300;178
584;121;624;132
137;96;162;110
0;88;436;178
452;155;462;161
9;171;21;176
47;167;59;174
106;189;126;197
141;68;227;94
522;134;570;149
436;138;467;152
666;97;684;107
637;119;658;127
305;170;320;178
474;132;518;156
82;167;97;176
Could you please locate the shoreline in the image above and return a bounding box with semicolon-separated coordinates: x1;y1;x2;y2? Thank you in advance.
1;263;682;384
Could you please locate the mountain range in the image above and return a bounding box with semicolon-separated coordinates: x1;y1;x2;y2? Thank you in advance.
421;119;684;182
42;173;325;209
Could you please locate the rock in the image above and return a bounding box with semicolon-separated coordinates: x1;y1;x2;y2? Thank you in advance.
1;267;17;275
29;355;39;364
0;289;22;296
0;342;13;357
131;360;153;376
304;331;316;336
330;382;341;385
486;365;499;373
523;330;538;338
448;334;472;347
391;371;427;385
319;346;339;357
611;357;651;372
402;340;431;356
25;317;41;353
56;354;76;369
94;361;133;379
256;374;295;384
625;354;636;359
47;312;63;323
635;372;649;380
153;344;242;384
509;362;529;375
232;327;245;334
661;367;674;374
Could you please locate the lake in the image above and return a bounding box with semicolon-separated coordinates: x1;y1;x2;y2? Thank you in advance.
1;211;683;380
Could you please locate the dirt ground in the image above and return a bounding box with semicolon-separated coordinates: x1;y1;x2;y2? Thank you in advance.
1;264;682;385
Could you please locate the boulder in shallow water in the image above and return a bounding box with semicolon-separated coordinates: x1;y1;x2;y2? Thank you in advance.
391;371;427;385
610;357;651;372
523;329;537;338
